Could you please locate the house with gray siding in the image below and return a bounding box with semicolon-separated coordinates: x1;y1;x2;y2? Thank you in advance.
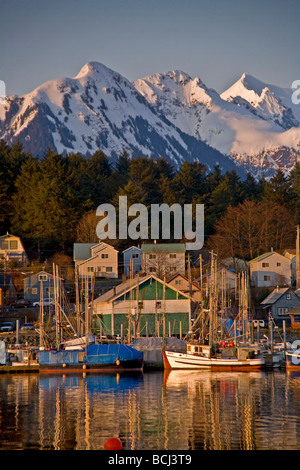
24;271;64;303
123;246;142;277
258;287;300;325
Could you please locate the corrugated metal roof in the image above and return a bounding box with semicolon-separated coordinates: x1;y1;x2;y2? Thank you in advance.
93;273;190;304
73;243;96;261
250;252;273;263
260;287;290;305
142;243;185;253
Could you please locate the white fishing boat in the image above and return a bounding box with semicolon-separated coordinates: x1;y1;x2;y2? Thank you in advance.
163;341;265;371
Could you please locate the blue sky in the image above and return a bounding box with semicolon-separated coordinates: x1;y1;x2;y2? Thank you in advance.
2;0;300;95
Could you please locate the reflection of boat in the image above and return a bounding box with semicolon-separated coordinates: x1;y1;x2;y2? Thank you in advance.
163;342;265;371
39;344;143;373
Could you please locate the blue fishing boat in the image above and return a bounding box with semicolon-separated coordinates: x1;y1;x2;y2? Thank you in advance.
39;343;143;373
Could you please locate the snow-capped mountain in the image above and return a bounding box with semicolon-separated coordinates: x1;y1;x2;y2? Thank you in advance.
221;73;300;131
0;61;243;175
1;61;300;178
135;70;300;178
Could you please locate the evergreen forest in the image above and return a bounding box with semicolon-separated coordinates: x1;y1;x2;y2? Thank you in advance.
0;140;299;263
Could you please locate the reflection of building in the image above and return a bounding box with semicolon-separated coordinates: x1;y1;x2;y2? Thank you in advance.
141;243;186;278
92;274;191;337
73;242;118;278
249;251;291;287
0;233;28;265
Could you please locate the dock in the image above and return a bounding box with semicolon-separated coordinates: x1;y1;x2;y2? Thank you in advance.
0;363;39;374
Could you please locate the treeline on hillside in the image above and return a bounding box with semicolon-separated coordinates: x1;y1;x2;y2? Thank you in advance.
0;140;299;260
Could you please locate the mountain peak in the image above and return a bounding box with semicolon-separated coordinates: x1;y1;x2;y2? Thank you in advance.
75;61;115;79
239;72;266;95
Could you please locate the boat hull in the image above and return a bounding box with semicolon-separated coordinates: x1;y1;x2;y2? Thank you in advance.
39;344;143;374
163;350;265;371
285;351;300;370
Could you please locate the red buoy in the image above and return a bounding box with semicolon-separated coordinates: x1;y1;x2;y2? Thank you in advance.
104;437;123;450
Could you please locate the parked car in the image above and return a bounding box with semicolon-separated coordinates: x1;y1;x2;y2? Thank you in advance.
0;322;14;332
32;299;54;307
20;323;35;331
10;299;31;308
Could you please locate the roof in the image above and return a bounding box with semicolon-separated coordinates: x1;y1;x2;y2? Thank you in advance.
122;246;141;253
142;243;185;253
260;287;290;305
73;243;96;261
24;270;64;281
250;251;287;263
0;232;21;240
93;274;191;304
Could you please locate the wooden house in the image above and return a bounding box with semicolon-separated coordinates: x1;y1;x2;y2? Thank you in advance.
249;251;292;288
74;242;118;279
24;271;64;303
141;242;186;278
0;233;28;266
258;287;300;325
92;274;192;337
166;273;202;302
122;246;142;277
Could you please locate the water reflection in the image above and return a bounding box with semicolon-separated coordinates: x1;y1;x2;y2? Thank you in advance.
1;370;300;450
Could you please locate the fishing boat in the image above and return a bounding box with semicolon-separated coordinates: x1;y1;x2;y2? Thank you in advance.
163;341;265;371
39;343;143;373
285;349;300;370
163;253;265;371
38;264;143;373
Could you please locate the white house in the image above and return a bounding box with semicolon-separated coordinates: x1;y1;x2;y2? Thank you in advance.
250;251;292;288
141;243;186;278
74;242;118;278
123;246;142;277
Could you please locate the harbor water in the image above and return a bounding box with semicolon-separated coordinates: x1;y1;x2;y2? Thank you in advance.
1;369;300;450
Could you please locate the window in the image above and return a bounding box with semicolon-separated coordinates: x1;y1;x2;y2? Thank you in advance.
10;240;18;249
27;288;38;295
277;262;281;267
39;274;47;281
1;242;8;250
101;253;108;258
263;275;271;281
156;301;162;309
87;267;94;272
97;266;102;272
175;280;182;285
262;263;269;268
46;287;54;295
149;267;156;273
138;301;144;309
286;293;291;299
169;267;176;272
132;253;139;258
106;266;112;272
278;307;289;316
170;254;176;259
149;254;156;259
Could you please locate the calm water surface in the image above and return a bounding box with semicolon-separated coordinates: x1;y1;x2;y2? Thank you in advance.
1;369;300;450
